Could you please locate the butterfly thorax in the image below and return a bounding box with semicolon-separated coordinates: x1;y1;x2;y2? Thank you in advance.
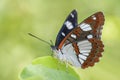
51;45;65;61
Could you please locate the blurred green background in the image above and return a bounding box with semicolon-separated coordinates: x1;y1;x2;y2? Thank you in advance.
0;0;120;80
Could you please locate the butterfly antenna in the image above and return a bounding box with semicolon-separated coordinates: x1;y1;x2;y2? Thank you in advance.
50;40;54;45
28;33;51;46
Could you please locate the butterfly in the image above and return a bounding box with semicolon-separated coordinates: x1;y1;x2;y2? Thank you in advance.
29;9;105;69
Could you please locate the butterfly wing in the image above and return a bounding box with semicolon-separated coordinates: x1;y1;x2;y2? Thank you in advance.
57;12;105;69
55;10;78;49
77;12;104;68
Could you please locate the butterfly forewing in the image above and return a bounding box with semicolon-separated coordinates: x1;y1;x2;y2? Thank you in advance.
55;10;78;49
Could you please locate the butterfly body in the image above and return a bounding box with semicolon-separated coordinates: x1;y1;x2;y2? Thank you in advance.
51;10;104;69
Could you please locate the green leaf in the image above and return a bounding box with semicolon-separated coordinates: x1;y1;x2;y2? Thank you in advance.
20;56;80;80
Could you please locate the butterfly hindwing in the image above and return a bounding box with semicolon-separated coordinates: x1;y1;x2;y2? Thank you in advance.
55;10;78;49
77;12;104;68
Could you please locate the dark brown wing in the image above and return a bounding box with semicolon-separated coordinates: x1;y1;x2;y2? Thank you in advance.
78;12;105;68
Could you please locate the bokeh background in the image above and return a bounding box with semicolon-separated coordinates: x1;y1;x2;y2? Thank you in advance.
0;0;120;80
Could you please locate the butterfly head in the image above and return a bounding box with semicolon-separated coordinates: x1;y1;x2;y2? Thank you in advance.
50;45;56;50
49;40;57;51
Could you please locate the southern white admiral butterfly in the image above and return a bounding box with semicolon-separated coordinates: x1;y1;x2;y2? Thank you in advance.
29;9;104;69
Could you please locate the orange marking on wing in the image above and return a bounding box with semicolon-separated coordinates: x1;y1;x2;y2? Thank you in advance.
72;42;80;55
58;27;82;49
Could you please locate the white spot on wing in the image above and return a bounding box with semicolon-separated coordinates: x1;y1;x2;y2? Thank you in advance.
92;15;96;20
79;58;84;64
78;40;92;56
71;34;77;39
78;42;92;50
82;53;89;56
80;50;91;53
87;34;93;39
79;23;92;31
71;13;74;18
64;21;73;30
79;54;87;60
78;40;91;46
79;46;92;50
61;32;65;36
